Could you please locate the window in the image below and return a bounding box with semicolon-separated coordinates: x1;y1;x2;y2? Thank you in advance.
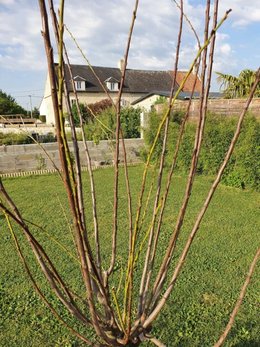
105;78;119;91
110;82;117;91
73;75;86;91
121;99;128;107
76;81;82;90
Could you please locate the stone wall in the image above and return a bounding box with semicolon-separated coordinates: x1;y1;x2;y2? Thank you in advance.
0;139;144;174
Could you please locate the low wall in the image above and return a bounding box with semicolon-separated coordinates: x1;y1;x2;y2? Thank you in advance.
0;124;82;135
0;139;144;174
0;124;56;135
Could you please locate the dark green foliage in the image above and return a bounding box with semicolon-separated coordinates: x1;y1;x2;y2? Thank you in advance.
71;100;141;141
39;115;46;123
153;95;167;105
198;114;237;175
143;111;260;190
0;132;56;145
216;69;260;99
84;106;141;142
83;106;116;143
71;99;113;127
32;107;40;119
120;106;141;138
223;116;260;190
71;103;89;127
0;132;32;145
0;90;27;115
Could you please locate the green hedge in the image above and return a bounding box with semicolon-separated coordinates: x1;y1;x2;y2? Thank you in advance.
0;132;32;145
0;132;56;145
143;111;260;191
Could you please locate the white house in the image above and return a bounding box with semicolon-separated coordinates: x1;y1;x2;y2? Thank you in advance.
40;61;202;125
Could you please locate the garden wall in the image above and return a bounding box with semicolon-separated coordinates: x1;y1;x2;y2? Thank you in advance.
0;139;144;174
156;97;260;120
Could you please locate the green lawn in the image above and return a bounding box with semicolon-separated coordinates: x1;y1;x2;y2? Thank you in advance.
0;165;259;346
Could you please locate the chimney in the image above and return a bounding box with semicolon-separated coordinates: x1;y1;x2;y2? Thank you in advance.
118;58;125;72
193;62;199;75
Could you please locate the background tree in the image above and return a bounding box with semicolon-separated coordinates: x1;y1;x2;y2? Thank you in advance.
216;69;260;98
32;106;40;118
0;90;27;115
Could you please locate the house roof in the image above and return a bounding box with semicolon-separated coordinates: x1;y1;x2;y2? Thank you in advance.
175;71;202;93
65;64;202;94
131;90;222;106
131;90;201;105
105;76;120;83
73;75;86;81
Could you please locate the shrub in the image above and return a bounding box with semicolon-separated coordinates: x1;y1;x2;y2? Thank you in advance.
84;106;141;142
143;110;260;190
0;132;32;145
71;103;89;126
0;132;56;145
87;98;113;117
223;116;260;190
71;99;113;127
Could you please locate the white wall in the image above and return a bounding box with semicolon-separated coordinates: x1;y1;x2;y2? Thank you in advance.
39;73;56;125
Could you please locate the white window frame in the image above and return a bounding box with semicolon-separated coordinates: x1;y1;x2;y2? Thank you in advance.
75;81;82;90
106;81;119;91
121;99;128;107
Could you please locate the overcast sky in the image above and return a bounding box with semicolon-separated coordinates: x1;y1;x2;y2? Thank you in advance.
1;0;260;110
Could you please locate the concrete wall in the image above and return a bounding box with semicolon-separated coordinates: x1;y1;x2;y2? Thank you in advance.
0;139;144;173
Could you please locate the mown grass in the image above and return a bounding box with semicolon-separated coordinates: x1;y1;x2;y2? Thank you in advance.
0;165;259;347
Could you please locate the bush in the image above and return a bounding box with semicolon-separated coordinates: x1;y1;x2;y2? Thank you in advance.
0;132;56;145
71;99;113;127
0;132;32;145
84;106;141;143
143;110;260;190
223;116;260;190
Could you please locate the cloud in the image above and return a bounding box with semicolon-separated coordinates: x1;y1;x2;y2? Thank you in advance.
219;43;231;55
219;1;260;27
0;0;15;4
0;0;259;99
0;1;45;70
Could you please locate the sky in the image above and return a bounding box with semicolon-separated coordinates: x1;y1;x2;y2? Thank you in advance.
0;0;260;111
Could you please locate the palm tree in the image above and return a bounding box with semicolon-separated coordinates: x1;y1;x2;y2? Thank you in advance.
216;69;260;98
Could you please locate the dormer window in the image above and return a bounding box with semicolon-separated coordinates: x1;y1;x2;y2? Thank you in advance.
105;77;119;91
73;75;87;91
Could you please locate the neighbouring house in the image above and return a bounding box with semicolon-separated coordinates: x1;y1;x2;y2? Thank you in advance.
39;60;202;125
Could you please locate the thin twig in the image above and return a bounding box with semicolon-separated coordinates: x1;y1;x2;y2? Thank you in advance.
138;0;184;318
108;0;139;285
214;247;260;347
3;212;98;347
150;0;217;309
